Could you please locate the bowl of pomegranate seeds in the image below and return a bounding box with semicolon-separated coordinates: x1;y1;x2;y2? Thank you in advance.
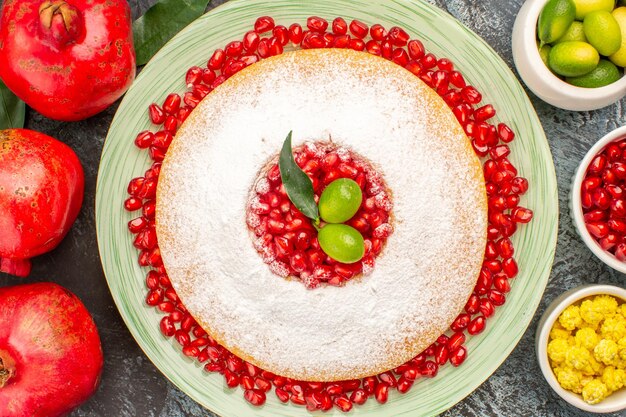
536;284;626;413
512;0;626;111
571;125;626;272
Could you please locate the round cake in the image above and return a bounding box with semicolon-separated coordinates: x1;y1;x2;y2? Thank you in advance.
156;48;487;381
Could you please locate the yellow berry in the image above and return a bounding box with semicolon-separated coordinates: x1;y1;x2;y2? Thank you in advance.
580;299;603;327
582;379;609;404
560;304;584;330
576;327;600;350
550;326;571;340
593;295;619;316
594;339;619;366
602;366;625;392
548;338;570;363
600;314;626;341
555;366;584;393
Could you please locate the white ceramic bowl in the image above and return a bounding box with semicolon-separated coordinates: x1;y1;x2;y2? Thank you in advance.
570;125;626;274
512;0;626;111
536;284;626;413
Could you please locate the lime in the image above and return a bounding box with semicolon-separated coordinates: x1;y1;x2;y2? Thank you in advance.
573;0;614;20
548;41;600;76
317;224;365;264
609;7;626;67
539;44;552;67
318;178;363;223
584;11;622;56
554;21;587;44
538;0;577;44
566;59;622;87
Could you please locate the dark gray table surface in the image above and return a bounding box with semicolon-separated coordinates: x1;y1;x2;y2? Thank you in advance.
1;0;624;415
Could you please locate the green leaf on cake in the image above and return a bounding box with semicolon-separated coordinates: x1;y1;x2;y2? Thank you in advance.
279;131;320;224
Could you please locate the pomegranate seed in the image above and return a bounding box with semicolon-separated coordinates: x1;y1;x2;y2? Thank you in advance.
244;389;266;406
395;375;413;394
615;243;626;260
479;297;495;317
287;23;303;44
434;344;449;365
388;26;409;46
174;329;191;346
511;207;533;223
128;217;148;234
365;40;381;56
333;395;353;412
494;274;511;293
307;16;328;32
374;382;389;404
468;315;486;335
349;19;368;38
302;32;326;49
185;66;203;86
404;60;421;76
497;123;515;143
607;143;622;161
124;197;142;211
271;25;289;46
474;104;496;122
449;70;466;88
450;346;467;366
254;16;275;33
378;371;397;387
369;23;386;40
148;103;165;124
451;313;471;331
342;37;361;51
207;48;225;70
160;316;175;337
447;332;466;352
162;93;181;115
350;389;367;404
488;289;506;306
405;39;425;60
420;361;438;377
253;377;271;392
461;85;482;104
134;130;154;149
465;293;480;314
275;387;289;402
330;17;347;35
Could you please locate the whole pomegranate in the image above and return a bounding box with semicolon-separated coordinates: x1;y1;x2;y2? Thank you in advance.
0;0;135;121
0;129;84;277
0;282;103;417
0;282;103;416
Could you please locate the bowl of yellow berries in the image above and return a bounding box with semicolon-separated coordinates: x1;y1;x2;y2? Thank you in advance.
536;284;626;412
512;0;626;111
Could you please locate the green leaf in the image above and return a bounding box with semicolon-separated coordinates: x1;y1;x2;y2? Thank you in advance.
0;80;25;130
279;131;319;222
133;0;211;66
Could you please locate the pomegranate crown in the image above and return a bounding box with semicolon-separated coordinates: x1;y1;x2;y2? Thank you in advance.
38;0;84;49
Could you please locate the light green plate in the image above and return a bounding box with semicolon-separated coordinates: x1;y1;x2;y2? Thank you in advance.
96;0;558;416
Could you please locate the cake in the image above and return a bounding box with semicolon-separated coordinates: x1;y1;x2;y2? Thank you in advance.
155;48;487;381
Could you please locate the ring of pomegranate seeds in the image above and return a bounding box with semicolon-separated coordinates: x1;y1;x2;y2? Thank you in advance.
124;15;533;412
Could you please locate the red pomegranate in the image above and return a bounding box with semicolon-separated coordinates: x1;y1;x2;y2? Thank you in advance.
0;129;84;277
0;0;135;121
0;282;103;417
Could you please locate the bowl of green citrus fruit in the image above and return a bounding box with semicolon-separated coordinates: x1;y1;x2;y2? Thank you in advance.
513;0;626;111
